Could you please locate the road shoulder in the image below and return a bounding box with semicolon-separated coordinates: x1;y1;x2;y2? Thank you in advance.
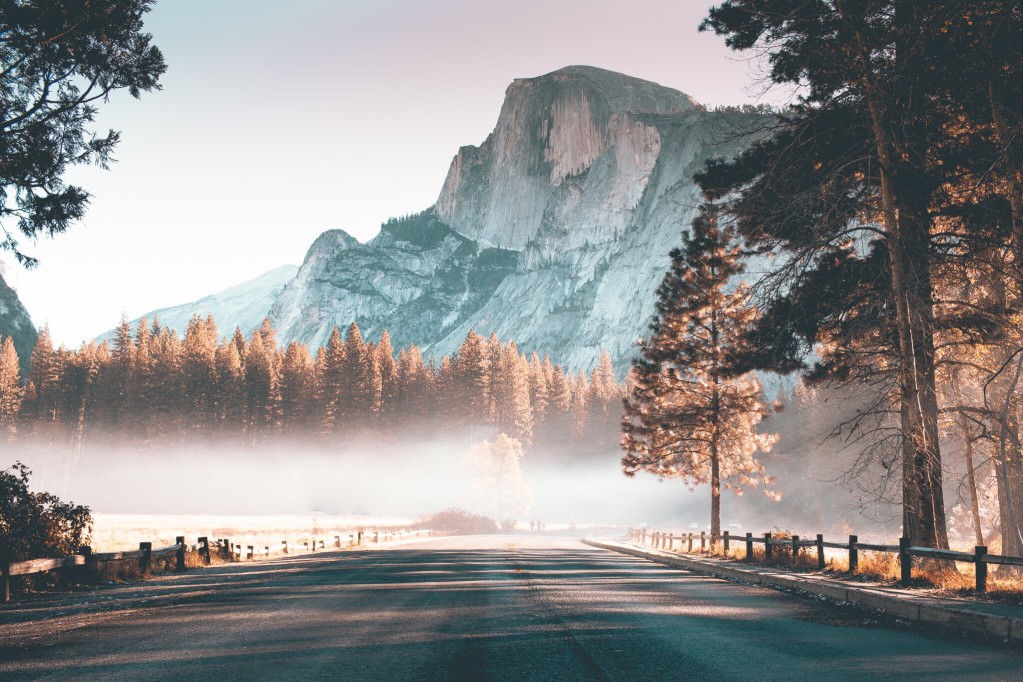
584;536;1023;645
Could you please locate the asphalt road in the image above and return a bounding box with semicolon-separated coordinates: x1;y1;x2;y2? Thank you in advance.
1;535;1021;681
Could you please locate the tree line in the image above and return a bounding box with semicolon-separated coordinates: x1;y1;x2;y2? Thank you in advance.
0;318;622;452
624;1;1023;553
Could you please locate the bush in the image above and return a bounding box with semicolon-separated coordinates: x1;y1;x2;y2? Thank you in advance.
0;462;92;565
422;508;498;535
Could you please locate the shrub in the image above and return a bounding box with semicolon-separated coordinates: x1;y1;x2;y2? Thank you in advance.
422;508;498;535
0;462;92;565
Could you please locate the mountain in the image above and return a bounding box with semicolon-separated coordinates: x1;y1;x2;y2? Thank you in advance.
0;265;36;376
102;265;298;341
114;66;764;372
270;65;764;371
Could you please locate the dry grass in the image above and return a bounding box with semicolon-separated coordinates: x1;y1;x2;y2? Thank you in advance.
642;529;1023;600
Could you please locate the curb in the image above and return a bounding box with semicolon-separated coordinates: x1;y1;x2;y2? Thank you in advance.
583;537;1023;644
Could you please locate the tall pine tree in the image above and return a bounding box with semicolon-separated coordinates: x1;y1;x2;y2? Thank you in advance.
622;208;776;538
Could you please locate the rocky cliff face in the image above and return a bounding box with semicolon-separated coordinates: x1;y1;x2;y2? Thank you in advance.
435;66;699;250
270;216;517;352
122;66;763;373
0;266;36;376
270;66;762;371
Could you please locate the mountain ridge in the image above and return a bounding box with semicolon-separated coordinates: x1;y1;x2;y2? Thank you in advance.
112;66;766;373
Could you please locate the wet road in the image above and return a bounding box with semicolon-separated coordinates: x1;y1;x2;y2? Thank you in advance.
1;535;1020;681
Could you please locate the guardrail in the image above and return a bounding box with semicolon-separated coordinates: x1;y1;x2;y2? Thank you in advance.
2;528;435;603
629;528;1023;593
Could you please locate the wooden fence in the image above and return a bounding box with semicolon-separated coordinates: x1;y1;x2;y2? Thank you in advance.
630;528;1023;593
2;528;434;603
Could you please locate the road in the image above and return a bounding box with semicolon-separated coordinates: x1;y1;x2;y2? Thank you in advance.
1;535;1020;681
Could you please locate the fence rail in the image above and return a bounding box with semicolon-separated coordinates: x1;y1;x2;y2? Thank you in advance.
629;528;1023;593
2;528;435;603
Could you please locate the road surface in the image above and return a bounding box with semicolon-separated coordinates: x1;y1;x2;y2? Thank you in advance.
1;535;1020;680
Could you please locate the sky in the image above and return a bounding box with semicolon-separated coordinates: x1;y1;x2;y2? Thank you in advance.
8;0;785;347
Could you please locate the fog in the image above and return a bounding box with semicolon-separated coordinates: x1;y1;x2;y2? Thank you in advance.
10;434;702;528
10;402;935;544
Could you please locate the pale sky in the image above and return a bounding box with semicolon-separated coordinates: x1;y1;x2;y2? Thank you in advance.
9;0;785;346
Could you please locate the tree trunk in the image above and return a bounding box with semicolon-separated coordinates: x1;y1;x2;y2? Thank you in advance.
710;306;722;542
893;189;947;548
998;403;1023;558
710;429;721;542
959;410;984;547
842;0;947;547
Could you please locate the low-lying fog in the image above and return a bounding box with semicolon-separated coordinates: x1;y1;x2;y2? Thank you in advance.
9;428;907;543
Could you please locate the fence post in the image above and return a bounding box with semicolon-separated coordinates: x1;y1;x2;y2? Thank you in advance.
724;531;730;554
792;535;800;564
335;535;341;548
264;545;270;558
899;537;912;585
81;545;94;583
701;531;706;552
374;531;380;544
2;560;9;603
247;545;254;560
358;531;363;545
139;542;152;576
283;540;289;555
223;539;231;560
975;546;988;593
688;533;693;552
765;533;772;561
745;533;753;562
198;537;211;565
175;536;186;572
848;535;858;574
816;534;825;570
668;533;674;551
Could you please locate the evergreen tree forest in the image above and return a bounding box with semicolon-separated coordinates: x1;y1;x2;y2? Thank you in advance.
666;0;1023;550
0;319;623;458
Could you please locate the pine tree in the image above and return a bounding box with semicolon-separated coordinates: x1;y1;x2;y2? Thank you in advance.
455;331;490;425
181;315;218;431
398;344;430;428
213;336;243;429
491;342;534;444
243;330;279;440
570;370;590;444
344;323;375;428
376;331;399;428
319;326;346;433
279;341;314;434
0;337;22;435
527;352;550;427
699;0;954;547
590;350;619;427
621;209;777;538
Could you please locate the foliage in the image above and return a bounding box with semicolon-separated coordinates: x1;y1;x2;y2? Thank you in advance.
0;0;166;265
698;0;1000;548
463;433;533;522
420;508;499;535
0;318;623;460
621;207;777;536
0;462;92;564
